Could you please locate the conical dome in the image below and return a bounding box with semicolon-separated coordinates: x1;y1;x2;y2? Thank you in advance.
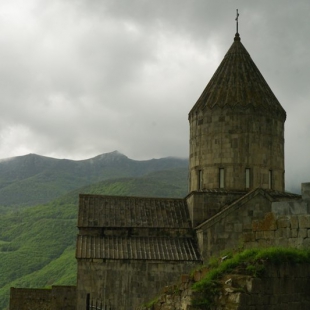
190;33;286;121
188;33;286;193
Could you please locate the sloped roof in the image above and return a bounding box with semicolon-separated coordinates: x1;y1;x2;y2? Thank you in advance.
76;235;201;261
189;33;286;120
78;194;190;228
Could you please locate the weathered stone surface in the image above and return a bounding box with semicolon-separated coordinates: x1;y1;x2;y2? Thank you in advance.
277;217;291;228
298;215;310;229
298;228;308;238
9;286;76;310
272;201;307;216
253;213;277;231
291;215;299;229
138;264;310;310
77;259;200;310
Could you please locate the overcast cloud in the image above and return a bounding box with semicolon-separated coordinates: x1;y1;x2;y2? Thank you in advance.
0;0;309;192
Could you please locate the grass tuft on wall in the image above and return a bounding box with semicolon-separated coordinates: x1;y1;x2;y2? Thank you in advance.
192;247;310;309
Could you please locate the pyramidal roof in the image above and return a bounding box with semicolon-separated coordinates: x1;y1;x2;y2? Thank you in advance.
189;33;286;120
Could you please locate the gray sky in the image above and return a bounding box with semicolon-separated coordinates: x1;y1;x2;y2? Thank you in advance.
0;0;309;191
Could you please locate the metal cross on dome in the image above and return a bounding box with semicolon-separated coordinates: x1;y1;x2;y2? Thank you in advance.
235;9;240;33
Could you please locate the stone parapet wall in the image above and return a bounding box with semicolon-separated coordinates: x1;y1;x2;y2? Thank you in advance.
9;286;76;310
243;186;310;250
245;212;310;249
137;263;310;310
10;288;51;310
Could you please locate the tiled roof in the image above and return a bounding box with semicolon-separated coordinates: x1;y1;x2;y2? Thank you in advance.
267;190;301;199
189;33;286;120
76;235;201;261
78;194;190;228
187;189;247;196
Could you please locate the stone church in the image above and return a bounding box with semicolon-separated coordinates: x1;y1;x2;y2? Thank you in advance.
75;31;302;310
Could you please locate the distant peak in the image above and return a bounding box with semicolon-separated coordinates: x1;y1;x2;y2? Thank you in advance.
93;151;129;161
101;150;126;157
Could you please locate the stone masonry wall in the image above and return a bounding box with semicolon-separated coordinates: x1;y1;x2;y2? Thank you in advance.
137;263;310;310
76;259;200;310
245;211;310;249
196;184;310;263
51;286;76;310
9;286;76;310
245;183;310;250
186;191;245;227
196;192;273;262
189;108;285;192
10;288;51;310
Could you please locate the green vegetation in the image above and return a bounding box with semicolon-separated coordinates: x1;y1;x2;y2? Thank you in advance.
192;248;310;309
143;297;159;308
0;165;188;309
0;153;188;207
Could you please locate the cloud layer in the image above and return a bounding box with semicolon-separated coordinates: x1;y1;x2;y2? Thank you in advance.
0;0;309;191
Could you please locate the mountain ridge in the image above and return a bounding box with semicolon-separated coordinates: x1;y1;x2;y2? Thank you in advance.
0;151;188;207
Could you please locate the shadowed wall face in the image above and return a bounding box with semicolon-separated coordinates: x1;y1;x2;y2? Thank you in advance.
76;260;199;310
9;286;76;310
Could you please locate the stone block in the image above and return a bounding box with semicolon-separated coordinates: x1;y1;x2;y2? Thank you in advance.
192;270;201;282
250;278;263;293
272;201;308;215
288;238;304;248
234;223;243;233
180;274;190;283
225;223;234;232
255;231;265;240
252;213;277;231
275;227;291;238
291;215;299;229
277;217;291;228
258;239;270;248
244;241;259;249
243;232;255;242
263;230;275;239
298;229;308;238
227;292;241;303
274;227;283;238
291;228;298;238
298;215;310;229
300;237;310;248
